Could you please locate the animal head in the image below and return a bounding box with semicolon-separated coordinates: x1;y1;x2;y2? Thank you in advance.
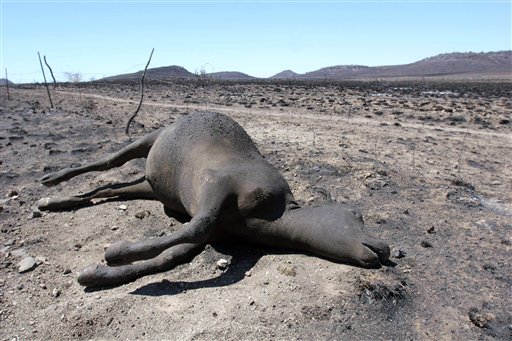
283;202;390;267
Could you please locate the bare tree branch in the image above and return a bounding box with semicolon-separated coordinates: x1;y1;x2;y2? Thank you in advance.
125;48;154;135
38;52;54;108
43;55;57;89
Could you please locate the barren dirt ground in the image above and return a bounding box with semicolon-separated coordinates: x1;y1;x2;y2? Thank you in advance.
1;80;511;340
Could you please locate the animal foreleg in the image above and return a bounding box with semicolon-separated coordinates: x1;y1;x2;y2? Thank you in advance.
104;181;235;265
104;214;218;265
77;243;204;287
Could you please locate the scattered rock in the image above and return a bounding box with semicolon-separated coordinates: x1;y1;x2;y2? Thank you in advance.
18;256;38;273
63;268;72;275
482;263;496;274
427;226;436;234
0;196;16;205
28;210;42;220
468;308;494;328
6;189;18;198
118;205;128;211
0;246;9;255
135;210;151;219
35;256;48;265
393;249;406;258
106;317;114;326
421;240;433;248
52;288;61;298
216;258;230;270
11;248;28;258
365;179;388;190
451;178;475;191
43;142;57;150
277;264;297;277
306;196;319;203
48;149;65;155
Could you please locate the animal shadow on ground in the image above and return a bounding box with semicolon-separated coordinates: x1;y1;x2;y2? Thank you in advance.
129;243;266;297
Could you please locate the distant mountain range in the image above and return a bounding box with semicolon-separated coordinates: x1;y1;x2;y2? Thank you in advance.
209;71;255;80
269;70;299;79
101;51;511;82
296;51;511;80
0;78;14;85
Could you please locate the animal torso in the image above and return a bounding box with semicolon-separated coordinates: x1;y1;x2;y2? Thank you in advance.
145;112;294;228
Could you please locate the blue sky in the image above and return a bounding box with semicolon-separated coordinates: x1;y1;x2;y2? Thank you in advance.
1;0;511;83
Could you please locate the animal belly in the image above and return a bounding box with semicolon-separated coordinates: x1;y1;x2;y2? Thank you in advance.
145;133;185;213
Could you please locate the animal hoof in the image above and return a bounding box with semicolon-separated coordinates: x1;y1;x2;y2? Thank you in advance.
37;198;52;211
78;263;137;287
40;173;60;187
37;196;84;211
77;264;101;287
105;240;132;265
40;169;72;187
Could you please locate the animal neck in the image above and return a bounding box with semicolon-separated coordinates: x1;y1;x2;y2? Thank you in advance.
246;206;331;256
253;204;363;263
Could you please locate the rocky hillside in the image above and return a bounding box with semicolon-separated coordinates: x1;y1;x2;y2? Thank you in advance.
101;65;194;81
296;51;511;79
209;71;255;80
0;78;15;85
100;51;511;81
269;70;299;79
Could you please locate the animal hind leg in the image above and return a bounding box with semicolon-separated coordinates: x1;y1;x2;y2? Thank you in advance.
77;243;205;287
38;176;155;211
40;127;164;187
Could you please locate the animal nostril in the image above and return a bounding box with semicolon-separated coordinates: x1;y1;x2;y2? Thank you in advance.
363;241;390;263
359;244;381;268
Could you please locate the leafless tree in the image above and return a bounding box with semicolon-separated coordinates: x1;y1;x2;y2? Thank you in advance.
125;48;154;135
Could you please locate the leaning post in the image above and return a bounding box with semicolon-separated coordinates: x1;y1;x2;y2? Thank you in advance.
4;68;10;100
37;52;54;109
